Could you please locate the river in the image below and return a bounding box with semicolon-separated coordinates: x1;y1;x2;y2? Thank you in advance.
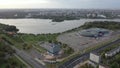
0;19;120;34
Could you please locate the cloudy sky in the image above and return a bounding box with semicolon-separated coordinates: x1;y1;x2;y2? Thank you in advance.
0;0;119;9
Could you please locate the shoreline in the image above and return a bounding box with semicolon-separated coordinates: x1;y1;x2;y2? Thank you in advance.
5;18;120;35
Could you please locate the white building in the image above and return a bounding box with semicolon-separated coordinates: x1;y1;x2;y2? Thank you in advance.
105;46;120;57
90;53;101;64
88;52;101;68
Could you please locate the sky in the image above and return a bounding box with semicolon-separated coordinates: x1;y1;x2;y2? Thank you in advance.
0;0;119;9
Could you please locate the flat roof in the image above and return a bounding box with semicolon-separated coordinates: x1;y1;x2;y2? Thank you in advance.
80;28;109;37
40;42;61;54
106;46;120;54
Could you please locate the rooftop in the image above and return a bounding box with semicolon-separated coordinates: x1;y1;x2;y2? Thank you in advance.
106;46;120;54
40;42;61;55
79;28;109;37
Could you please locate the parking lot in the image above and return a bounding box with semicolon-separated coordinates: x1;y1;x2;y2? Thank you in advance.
57;31;119;51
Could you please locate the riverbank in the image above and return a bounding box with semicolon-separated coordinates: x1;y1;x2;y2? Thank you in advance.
1;19;120;34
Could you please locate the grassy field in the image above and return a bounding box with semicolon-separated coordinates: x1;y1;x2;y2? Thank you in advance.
0;34;24;49
0;33;59;49
0;39;26;68
20;33;59;44
0;56;26;68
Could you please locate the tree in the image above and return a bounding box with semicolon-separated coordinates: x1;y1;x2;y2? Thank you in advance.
5;25;19;32
110;62;119;68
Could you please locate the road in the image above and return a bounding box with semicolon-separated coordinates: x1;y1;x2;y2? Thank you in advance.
59;39;120;68
4;41;46;68
13;46;46;68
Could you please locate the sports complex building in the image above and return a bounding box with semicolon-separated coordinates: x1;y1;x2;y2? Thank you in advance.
79;28;109;37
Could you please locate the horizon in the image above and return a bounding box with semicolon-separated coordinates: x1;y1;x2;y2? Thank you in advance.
0;0;120;9
0;8;120;10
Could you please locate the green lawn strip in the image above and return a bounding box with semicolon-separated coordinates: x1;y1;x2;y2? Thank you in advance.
21;34;37;44
14;54;33;68
1;34;23;49
5;55;27;68
99;43;120;55
32;44;47;53
21;33;59;44
14;55;29;68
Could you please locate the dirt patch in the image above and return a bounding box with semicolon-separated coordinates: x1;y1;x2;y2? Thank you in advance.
57;31;119;51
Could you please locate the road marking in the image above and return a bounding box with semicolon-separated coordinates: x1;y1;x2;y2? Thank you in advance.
34;58;46;66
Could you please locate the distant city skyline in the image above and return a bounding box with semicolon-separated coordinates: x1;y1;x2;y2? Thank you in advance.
0;0;120;9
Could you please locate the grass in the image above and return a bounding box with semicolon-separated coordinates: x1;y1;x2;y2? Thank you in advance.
33;44;47;53
0;55;26;68
11;56;26;68
99;43;120;55
0;34;24;49
14;54;33;68
0;33;59;52
20;33;59;44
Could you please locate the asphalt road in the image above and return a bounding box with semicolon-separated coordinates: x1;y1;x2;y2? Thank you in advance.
13;46;46;68
5;41;46;68
59;39;120;68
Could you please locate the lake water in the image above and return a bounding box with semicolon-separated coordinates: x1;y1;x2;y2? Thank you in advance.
0;19;120;34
